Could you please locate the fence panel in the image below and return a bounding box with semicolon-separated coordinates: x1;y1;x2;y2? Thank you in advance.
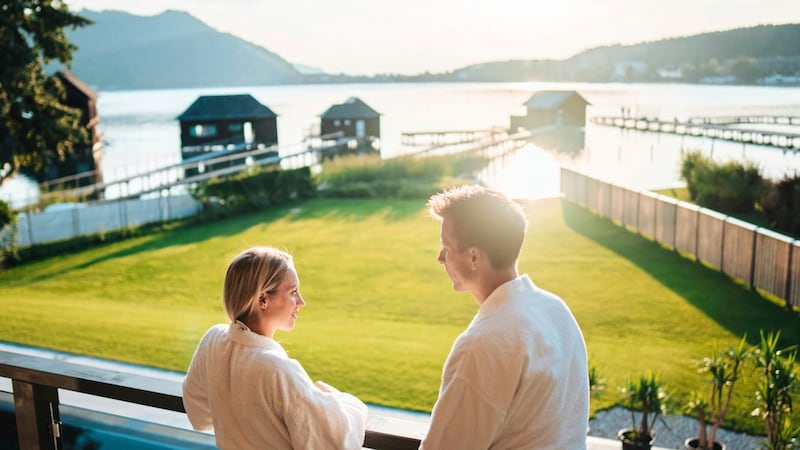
789;241;800;309
696;208;726;270
585;177;598;213
753;228;793;300
637;191;658;240
674;203;700;257
560;168;579;202
609;184;625;224
23;208;79;245
125;198;162;227
622;188;639;230
654;196;678;249
573;170;587;207
721;217;757;285
595;180;611;217
167;194;202;220
77;202;125;236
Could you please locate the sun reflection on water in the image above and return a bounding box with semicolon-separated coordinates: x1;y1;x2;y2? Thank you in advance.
480;144;561;200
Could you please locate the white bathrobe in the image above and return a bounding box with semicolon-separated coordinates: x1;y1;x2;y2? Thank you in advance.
183;321;367;450
421;275;589;450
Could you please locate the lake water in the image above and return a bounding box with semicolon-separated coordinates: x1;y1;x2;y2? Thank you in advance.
3;81;800;207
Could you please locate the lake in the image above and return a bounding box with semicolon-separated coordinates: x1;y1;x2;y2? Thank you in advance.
3;81;800;207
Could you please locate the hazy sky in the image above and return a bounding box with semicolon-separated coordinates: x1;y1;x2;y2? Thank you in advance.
65;0;800;75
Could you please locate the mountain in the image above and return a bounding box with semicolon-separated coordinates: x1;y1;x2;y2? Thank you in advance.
61;11;800;89
445;24;800;84
65;10;302;90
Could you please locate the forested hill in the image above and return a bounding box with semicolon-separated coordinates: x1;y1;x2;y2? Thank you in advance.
445;23;800;84
62;10;799;89
65;9;302;90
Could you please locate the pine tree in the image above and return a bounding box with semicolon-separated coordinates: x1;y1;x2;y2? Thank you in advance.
0;0;91;185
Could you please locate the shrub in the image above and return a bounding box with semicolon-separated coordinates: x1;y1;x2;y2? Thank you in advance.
761;174;800;236
680;150;765;214
190;166;316;215
0;200;18;266
318;152;489;199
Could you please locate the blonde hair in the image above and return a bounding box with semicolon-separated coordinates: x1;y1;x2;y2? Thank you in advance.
427;184;527;269
223;247;293;322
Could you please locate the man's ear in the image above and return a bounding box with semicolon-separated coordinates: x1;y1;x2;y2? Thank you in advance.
469;247;480;268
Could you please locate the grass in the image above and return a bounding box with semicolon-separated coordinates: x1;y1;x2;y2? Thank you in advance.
1;197;799;435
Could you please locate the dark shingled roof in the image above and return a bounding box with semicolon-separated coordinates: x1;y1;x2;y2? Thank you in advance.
523;91;590;110
56;70;98;100
320;97;380;119
177;94;277;121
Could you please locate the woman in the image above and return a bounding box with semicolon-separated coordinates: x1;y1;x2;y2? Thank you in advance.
183;246;367;450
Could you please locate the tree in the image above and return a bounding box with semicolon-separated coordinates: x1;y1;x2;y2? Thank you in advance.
730;56;759;84
0;0;91;185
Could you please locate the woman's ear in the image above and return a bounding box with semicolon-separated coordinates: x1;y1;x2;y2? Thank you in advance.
259;292;269;310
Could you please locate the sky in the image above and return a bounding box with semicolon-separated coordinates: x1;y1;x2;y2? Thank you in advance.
64;0;800;76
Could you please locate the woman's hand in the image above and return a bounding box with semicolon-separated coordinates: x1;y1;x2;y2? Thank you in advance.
315;380;339;393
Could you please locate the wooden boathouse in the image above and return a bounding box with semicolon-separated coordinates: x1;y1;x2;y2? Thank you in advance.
177;94;279;176
509;90;590;131
33;70;104;188
318;97;381;158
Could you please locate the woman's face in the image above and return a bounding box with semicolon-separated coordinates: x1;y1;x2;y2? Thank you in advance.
265;267;305;336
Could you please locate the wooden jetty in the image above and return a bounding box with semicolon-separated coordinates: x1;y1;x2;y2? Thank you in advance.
25;127;549;211
591;115;800;150
400;128;505;146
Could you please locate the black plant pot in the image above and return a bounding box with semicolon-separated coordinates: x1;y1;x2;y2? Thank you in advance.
618;428;654;450
684;437;726;450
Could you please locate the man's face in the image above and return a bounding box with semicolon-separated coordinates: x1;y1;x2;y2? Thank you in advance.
437;218;474;292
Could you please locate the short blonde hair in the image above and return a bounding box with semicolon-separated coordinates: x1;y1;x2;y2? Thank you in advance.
427;185;527;269
223;247;293;322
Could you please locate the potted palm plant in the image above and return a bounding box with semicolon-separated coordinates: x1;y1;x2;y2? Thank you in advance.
618;373;668;450
684;335;751;450
751;330;799;450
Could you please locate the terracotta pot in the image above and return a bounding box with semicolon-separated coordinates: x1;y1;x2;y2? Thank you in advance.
617;428;653;450
684;437;726;450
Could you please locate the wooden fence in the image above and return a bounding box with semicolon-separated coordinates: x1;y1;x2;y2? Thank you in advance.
560;167;800;309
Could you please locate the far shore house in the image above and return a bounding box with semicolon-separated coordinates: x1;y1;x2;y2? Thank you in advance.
318;97;381;158
177;94;278;177
33;70;104;189
509;90;590;131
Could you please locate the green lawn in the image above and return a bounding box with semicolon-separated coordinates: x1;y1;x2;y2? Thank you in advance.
2;197;799;435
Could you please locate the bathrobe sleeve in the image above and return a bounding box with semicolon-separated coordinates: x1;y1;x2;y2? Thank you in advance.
277;358;368;450
182;330;214;431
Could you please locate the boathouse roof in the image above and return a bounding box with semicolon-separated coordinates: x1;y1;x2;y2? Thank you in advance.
56;70;98;100
320;97;380;120
523;91;589;110
177;94;277;121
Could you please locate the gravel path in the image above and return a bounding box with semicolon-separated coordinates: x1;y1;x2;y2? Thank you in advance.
588;407;763;450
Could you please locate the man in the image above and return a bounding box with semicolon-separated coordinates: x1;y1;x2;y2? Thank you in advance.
421;185;589;450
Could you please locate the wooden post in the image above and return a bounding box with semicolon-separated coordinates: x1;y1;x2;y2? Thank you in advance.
12;380;62;450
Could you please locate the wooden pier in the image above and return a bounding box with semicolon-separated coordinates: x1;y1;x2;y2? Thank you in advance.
591;115;800;150
400;127;506;146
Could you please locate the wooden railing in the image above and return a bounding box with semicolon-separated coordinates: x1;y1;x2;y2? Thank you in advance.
0;351;421;450
560;167;800;310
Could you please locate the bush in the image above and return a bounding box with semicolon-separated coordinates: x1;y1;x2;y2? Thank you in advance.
190;166;316;215
318;152;490;199
0;200;18;266
761;174;800;236
680;150;766;215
